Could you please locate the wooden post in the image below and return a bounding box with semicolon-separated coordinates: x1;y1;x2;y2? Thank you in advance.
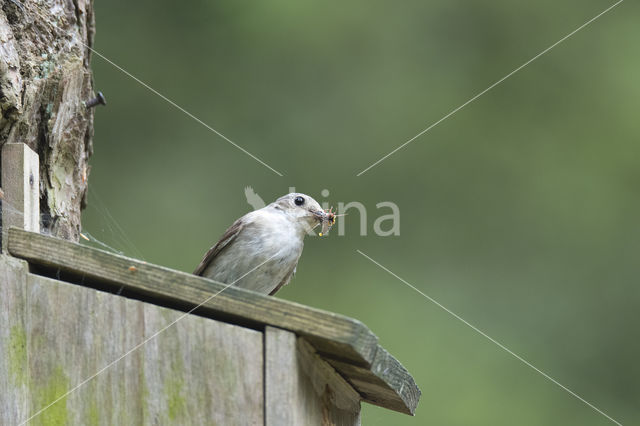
2;143;39;251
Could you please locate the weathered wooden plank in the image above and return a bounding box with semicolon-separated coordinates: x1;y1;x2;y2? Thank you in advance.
7;228;421;415
327;346;421;415
0;255;30;423
0;255;264;425
24;266;145;425
1;143;39;250
140;300;263;425
265;327;361;425
8;228;378;364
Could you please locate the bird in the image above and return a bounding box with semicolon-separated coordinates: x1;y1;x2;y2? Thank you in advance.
194;193;331;295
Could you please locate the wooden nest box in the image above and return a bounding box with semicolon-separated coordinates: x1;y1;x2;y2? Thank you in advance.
0;144;420;425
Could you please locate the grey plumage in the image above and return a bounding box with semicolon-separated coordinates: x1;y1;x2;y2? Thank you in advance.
194;193;328;295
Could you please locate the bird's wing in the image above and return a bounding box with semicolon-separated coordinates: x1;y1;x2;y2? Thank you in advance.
268;262;297;296
193;218;244;275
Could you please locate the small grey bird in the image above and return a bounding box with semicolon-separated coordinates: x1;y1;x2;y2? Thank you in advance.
194;193;332;295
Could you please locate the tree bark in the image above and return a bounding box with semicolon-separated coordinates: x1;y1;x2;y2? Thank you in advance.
0;0;95;241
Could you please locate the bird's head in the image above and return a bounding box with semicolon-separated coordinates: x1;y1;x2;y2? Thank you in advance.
271;193;330;234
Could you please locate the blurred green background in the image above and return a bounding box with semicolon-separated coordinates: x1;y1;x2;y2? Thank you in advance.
83;0;639;424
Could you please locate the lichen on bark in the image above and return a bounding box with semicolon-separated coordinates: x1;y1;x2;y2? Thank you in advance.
0;0;95;241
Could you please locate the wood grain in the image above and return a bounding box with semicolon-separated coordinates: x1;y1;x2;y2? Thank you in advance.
265;327;361;425
327;347;421;415
7;228;421;415
0;255;263;426
1;143;39;250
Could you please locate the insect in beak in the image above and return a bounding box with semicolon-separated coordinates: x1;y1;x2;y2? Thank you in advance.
318;206;342;237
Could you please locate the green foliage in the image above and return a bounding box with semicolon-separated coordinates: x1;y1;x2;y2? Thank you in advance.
85;0;640;424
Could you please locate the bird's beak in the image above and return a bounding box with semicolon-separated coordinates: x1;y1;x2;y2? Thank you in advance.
310;209;327;222
314;208;337;236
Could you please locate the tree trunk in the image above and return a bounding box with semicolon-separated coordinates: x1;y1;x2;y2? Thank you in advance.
0;0;95;241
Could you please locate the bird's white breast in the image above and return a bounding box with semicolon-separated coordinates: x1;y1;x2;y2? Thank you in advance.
203;208;305;294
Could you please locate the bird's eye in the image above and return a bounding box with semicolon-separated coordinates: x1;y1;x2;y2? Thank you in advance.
294;196;305;206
